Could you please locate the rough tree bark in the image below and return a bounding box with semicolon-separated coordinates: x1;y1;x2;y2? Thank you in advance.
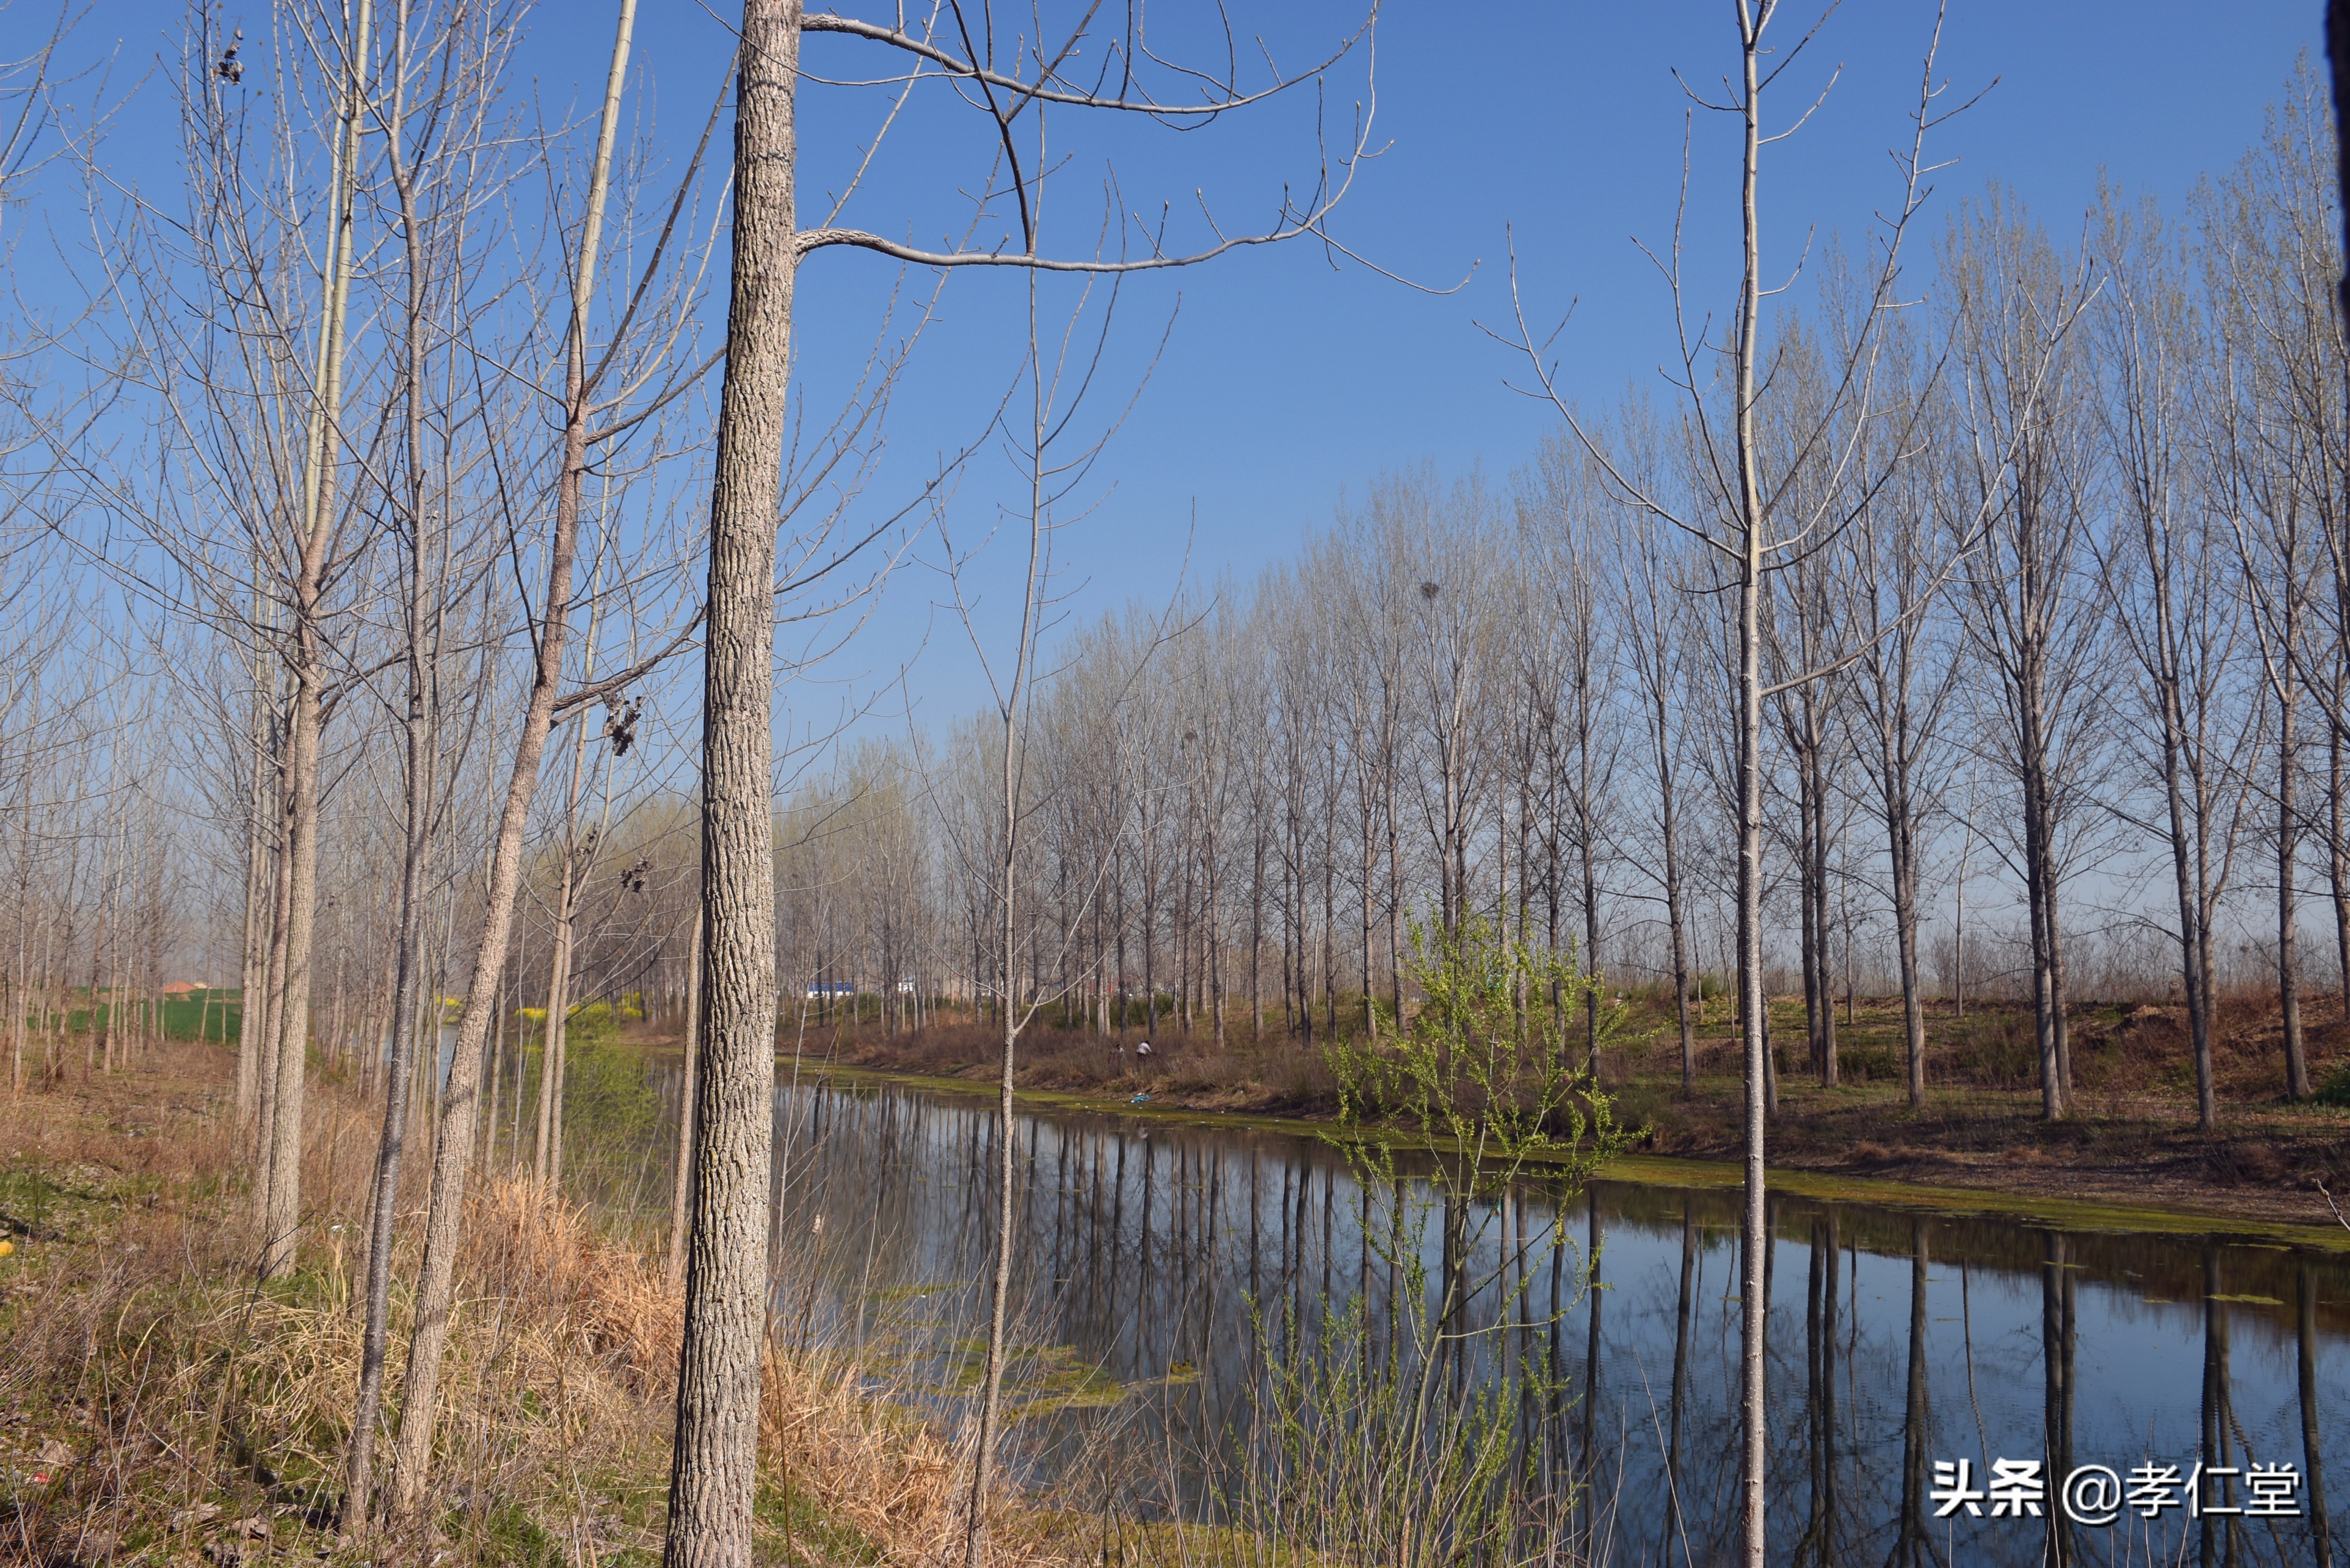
661;1;794;1560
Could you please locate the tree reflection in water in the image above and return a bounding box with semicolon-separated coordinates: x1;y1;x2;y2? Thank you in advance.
692;1075;2349;1565
2046;1230;2076;1567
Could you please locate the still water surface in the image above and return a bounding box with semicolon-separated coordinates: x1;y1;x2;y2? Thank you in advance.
734;1072;2344;1566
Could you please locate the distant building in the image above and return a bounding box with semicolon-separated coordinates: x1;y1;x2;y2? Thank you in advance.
163;981;204;996
804;981;859;1000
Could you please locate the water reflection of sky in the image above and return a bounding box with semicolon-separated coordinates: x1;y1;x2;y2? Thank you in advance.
729;1072;2344;1567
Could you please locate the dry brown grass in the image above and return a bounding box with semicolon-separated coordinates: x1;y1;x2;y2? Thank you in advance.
0;1035;1093;1566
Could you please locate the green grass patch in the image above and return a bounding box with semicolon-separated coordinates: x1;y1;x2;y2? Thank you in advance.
755;1476;883;1564
465;1499;567;1567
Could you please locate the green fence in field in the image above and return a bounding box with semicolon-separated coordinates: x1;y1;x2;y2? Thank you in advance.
34;990;243;1044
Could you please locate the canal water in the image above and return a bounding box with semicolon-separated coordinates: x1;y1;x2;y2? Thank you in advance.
747;1071;2344;1566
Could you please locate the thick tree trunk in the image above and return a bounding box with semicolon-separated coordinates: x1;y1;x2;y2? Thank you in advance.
260;663;322;1278
252;746;293;1200
662;3;794;1561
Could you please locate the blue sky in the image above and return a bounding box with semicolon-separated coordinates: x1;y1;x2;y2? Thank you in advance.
29;1;2329;737
782;0;2325;733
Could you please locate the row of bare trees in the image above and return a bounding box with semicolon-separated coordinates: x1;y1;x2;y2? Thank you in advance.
870;83;2350;1152
3;0;743;1544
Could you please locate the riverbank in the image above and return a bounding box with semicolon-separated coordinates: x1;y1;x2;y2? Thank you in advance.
798;995;2350;1239
0;1039;1078;1565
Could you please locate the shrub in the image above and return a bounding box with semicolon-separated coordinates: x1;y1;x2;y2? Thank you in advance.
1949;1011;2037;1088
1840;1044;1899;1083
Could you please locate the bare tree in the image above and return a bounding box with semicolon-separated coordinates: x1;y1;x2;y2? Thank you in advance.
927;267;1187;1568
1407;479;1499;945
1845;328;1963;1109
663;0;796;1552
344;0;520;1519
74;0;386;1272
663;5;1379;1555
1761;327;1852;1088
1614;456;1704;1087
1947;192;2104;1123
391;0;721;1512
2206;70;2349;1058
1523;447;1620;1071
1497;10;1966;1560
254;0;377;1278
2092;192;2264;1133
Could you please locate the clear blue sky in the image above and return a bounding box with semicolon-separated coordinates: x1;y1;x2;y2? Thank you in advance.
30;2;2329;736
